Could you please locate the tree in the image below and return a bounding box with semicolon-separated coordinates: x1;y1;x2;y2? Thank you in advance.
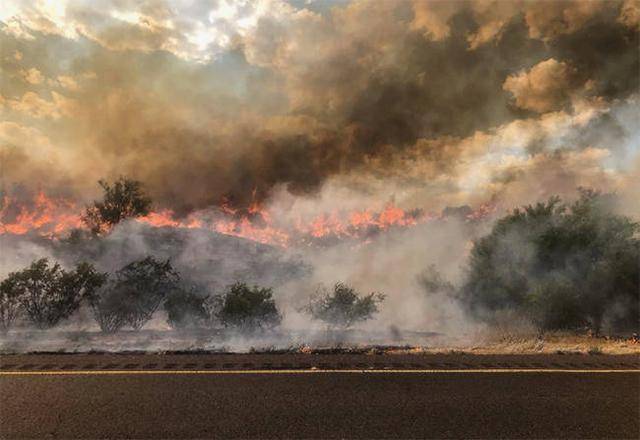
1;259;106;329
0;277;22;332
418;265;455;295
164;286;209;329
89;257;179;332
82;177;152;234
306;282;385;329
461;189;640;333
215;282;281;332
526;275;584;331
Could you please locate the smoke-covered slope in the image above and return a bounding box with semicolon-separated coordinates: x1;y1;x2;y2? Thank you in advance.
0;221;310;291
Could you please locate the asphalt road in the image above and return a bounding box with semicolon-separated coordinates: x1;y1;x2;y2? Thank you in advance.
1;354;639;439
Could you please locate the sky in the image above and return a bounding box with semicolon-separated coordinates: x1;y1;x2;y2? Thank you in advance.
1;0;639;219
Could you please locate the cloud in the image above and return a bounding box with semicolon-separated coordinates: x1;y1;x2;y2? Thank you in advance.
410;0;460;41
1;0;311;63
410;1;627;50
503;58;581;113
618;0;640;28
0;121;68;189
2;91;75;119
50;75;79;91
0;120;53;151
523;0;609;40
19;67;44;84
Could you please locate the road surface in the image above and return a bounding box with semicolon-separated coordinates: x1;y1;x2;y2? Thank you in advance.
1;353;638;439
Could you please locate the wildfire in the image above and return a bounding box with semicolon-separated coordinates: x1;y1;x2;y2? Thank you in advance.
0;191;83;236
112;194;431;247
138;210;203;229
295;204;425;242
137;205;290;246
0;191;496;247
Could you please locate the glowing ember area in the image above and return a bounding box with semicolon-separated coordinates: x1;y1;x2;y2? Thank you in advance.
138;210;203;229
295;204;426;241
125;202;434;246
0;192;83;236
0;192;496;247
137;208;291;247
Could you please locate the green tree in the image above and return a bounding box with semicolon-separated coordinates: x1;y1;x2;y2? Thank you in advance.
164;286;209;329
461;189;639;333
89;257;179;332
526;276;584;330
306;282;385;329
215;282;281;332
82;177;152;234
0;277;22;332
2;259;106;329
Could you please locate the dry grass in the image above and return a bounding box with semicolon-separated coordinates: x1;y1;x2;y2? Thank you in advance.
467;332;639;355
424;309;640;355
383;331;640;355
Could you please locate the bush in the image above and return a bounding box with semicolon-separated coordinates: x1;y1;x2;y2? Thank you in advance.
82;177;152;234
306;282;385;329
215;282;281;332
461;189;640;333
89;257;179;332
0;277;22;332
1;259;106;329
526;276;584;331
164;286;209;329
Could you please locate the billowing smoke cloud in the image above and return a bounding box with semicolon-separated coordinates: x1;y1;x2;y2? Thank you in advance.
1;0;638;217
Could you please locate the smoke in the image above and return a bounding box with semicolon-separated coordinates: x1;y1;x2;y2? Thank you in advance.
285;217;484;332
1;186;636;353
1;0;638;215
0;208;491;352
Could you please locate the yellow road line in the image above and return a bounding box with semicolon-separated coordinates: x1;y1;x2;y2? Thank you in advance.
0;368;638;376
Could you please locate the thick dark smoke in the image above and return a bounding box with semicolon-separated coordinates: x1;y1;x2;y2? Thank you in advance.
1;0;638;215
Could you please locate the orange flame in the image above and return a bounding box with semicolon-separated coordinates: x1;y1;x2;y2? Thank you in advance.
0;191;496;247
296;203;424;241
138;210;203;229
0;191;83;236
